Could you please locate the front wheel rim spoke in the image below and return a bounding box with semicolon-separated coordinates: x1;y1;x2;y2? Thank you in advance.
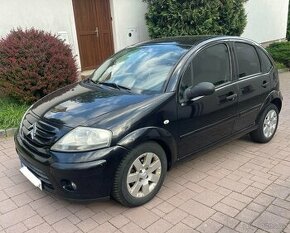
142;182;150;196
127;173;139;184
130;182;142;196
147;160;161;174
144;153;153;167
264;127;269;137
149;174;160;183
133;158;143;171
270;125;276;134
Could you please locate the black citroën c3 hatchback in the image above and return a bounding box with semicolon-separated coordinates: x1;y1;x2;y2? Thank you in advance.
15;36;282;206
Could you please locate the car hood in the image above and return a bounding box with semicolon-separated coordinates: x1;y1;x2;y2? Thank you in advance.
30;81;158;128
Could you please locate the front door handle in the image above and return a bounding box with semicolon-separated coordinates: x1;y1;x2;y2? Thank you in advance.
226;93;237;101
262;80;269;88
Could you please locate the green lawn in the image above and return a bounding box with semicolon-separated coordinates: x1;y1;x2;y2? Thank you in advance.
0;97;29;129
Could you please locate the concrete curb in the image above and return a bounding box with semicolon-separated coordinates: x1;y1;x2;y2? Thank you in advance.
0;128;18;138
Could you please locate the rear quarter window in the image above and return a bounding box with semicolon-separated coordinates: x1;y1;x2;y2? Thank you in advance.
257;48;273;73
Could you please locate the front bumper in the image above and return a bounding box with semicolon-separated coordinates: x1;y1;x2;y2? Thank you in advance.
15;132;129;200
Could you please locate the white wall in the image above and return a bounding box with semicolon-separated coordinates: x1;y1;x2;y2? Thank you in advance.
242;0;289;43
110;0;150;51
0;0;81;68
0;0;288;71
109;0;289;47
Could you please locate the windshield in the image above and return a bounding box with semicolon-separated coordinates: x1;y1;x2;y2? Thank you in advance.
91;44;189;94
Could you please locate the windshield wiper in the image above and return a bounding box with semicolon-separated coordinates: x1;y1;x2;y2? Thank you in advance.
98;82;131;92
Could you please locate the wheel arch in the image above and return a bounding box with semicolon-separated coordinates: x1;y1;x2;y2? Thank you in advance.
257;90;282;122
117;127;178;170
271;98;282;113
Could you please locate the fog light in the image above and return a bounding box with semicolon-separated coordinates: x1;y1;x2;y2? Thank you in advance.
61;179;77;191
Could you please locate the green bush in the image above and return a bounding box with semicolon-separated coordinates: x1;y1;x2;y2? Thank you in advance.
266;42;290;68
275;62;286;70
0;28;78;104
143;0;248;38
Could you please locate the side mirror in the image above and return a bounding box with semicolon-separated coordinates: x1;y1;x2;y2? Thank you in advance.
184;82;215;101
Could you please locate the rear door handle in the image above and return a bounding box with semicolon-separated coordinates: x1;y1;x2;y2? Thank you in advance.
262;81;269;88
226;93;237;101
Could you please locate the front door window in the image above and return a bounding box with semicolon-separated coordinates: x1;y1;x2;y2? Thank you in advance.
179;43;231;102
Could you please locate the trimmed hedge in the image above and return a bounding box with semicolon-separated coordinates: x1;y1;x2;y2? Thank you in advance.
143;0;248;38
0;28;78;104
267;42;290;68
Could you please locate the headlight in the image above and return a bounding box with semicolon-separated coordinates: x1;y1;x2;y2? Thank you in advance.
51;127;112;152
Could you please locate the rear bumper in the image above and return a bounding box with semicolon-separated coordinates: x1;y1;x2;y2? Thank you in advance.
15;132;129;200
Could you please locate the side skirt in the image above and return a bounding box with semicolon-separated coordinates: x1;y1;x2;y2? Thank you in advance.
175;125;258;163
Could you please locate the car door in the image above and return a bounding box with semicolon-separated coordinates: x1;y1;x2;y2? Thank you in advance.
177;42;239;158
233;42;272;132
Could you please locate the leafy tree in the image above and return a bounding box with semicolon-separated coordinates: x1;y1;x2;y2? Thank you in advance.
143;0;248;38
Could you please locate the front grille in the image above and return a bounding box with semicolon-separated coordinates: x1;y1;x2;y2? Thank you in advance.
21;113;58;148
21;159;54;190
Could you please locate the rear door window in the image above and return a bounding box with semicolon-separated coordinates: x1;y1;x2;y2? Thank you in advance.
235;43;261;78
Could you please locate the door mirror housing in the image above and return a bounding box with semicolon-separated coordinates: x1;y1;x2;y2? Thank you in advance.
184;82;215;101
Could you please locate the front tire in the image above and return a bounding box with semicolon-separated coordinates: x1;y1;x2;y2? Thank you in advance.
250;104;279;143
112;142;167;207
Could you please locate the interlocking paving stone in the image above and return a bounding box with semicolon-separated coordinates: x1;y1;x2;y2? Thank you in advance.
263;183;290;199
77;218;98;232
193;190;224;207
123;207;159;229
254;193;275;207
0;205;35;228
52;219;79;233
180;199;215;221
146;219;173;233
246;202;266;213
217;178;248;193
166;222;196;233
120;222;147;233
266;204;290;219
211;212;239;229
197;219;223;233
213;203;239;218
108;215;129;229
163;208;188;225
218;226;237;233
235;208;260;224
272;198;290;210
221;197;247;210
235;222;257;233
253;212;288;233
182;214;203;228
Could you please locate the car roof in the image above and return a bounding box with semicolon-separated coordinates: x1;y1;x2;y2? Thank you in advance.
134;35;259;48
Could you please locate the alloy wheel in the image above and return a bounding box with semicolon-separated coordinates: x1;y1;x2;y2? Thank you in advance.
126;152;162;198
263;109;278;138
